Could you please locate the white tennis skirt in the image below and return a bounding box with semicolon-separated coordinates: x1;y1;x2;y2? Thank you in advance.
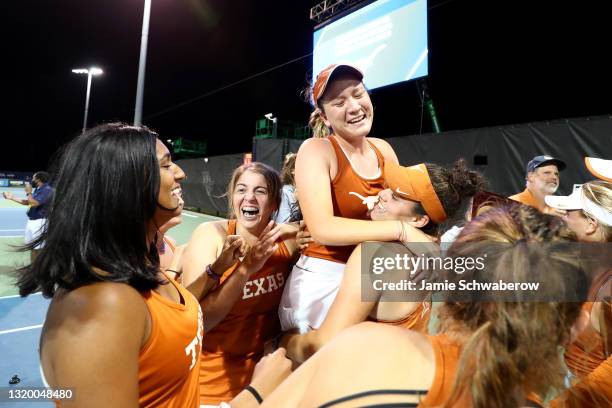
279;255;346;333
25;218;46;249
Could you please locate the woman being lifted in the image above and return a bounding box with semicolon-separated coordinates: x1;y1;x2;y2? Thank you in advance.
280;64;430;333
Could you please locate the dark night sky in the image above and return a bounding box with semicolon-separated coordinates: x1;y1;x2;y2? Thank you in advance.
5;0;611;172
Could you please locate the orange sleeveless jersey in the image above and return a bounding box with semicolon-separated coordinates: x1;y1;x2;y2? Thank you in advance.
420;334;541;407
565;302;608;378
370;301;431;333
565;270;612;377
138;276;204;407
51;277;203;408
199;220;294;404
553;270;612;407
303;135;386;264
418;334;465;406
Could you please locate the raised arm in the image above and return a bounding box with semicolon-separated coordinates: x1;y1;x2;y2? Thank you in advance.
181;221;241;301
2;191;29;206
282;244;377;362
296;139;426;246
201;221;282;332
41;283;148;407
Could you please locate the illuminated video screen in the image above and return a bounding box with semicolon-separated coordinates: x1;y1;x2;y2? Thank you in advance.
313;0;428;90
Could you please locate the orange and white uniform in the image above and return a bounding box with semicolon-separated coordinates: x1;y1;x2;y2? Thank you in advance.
139;277;204;407
199;220;294;405
551;270;612;407
49;277;204;408
279;135;385;333
418;334;464;406
302;135;385;263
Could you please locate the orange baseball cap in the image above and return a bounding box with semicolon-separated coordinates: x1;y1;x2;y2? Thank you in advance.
311;64;363;106
383;162;448;224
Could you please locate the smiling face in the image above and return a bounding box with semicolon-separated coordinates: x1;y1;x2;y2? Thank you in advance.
232;169;276;229
153;139;185;226
369;188;420;221
528;164;560;195
319;74;373;140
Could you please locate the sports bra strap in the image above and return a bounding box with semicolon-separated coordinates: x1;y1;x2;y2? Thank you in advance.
319;389;427;408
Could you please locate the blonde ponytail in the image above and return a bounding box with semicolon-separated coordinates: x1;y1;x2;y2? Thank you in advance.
309;109;331;138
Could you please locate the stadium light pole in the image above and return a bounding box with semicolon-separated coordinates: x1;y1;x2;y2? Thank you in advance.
72;67;103;132
134;0;152;126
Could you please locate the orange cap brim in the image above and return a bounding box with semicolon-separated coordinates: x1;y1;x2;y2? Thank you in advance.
383;162;447;224
312;64;364;106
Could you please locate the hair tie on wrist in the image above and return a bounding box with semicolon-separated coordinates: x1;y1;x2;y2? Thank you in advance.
206;264;222;281
245;385;263;404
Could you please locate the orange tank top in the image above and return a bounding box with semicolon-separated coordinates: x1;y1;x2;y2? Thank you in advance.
138;275;204;408
199;220;294;404
370;301;432;333
564;270;612;377
419;334;465;407
303;135;386;263
421;333;550;407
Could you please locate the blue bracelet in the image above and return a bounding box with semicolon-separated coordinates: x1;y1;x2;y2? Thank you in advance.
206;264;221;281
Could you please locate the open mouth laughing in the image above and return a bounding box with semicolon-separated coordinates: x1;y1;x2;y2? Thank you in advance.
347;114;366;125
241;206;260;221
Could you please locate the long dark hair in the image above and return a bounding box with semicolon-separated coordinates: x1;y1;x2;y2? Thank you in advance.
18;123;164;297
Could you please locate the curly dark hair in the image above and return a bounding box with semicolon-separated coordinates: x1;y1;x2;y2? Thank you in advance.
415;158;486;236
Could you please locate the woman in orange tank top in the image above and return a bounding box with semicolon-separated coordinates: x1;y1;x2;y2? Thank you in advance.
16;123;213;407
182;162;299;405
281;159;485;364
262;206;586;408
545;180;612;407
280;64;434;334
